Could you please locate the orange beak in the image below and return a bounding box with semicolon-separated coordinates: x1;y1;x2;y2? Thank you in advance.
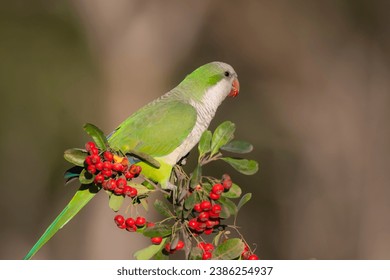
228;78;240;97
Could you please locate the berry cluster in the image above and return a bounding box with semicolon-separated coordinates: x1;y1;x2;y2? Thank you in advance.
164;240;185;254
241;244;259;260
114;215;164;245
84;141;141;197
198;242;214;260
209;174;233;200
187;174;233;235
188;201;221;235
114;214;147;231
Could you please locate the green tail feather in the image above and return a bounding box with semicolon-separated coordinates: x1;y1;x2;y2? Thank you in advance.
24;185;99;260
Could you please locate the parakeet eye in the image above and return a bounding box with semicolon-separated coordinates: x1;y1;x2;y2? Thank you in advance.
224;71;230;77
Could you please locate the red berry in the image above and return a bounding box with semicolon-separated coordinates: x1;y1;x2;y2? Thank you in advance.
204;228;213;235
222;174;233;190
193;203;202;213
205;220;215;228
129;165;142;176
85;141;96;152
126;225;137;232
114;215;125;227
242;251;251;259
211;204;222;214
106;179;116;190
188;219;198;229
114;187;123;195
103;151;114;162
85;156;93;166
95;162;103;171
202;251;212;260
197;222;206;229
94;174;105;184
200;201;211;211
209;192;220;200
91;155;101;164
122;186;131;196
176;240;185;250
87;165;96;174
164;243;174;253
198;242;206;250
102;169;113;178
135;216;146;227
204;243;214;252
116;178;127;189
102;161;112;170
125;218;135;227
248;254;259;260
195;226;205;233
241;246;250;259
151;236;163;245
198;211;209;222
209;211;220;219
121;157;129;167
212;184;224;195
91;147;99;155
124;171;134;179
128;187;137;198
222;173;231;181
112;163;124;172
147;222;155;228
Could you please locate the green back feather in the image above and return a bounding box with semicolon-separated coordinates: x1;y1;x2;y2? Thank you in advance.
108;100;197;157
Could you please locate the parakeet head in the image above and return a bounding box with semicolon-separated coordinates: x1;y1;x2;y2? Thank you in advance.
177;61;240;104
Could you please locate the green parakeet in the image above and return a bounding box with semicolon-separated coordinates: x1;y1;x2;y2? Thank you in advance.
24;61;240;259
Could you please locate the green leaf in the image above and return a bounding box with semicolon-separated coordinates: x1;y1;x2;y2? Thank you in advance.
219;196;237;219
64;148;88;167
213;231;223;247
83;123;108;150
213;238;245;260
221;183;242;198
109;194;124;212
153;249;169;260
131;183;151;196
221;140;253;154
198;130;212;157
221;157;259;175
140;198;149;212
210;121;235;156
237;193;252;213
78;169;94;184
128;151;160;169
189;247;203;260
134;238;167;260
184;193;196;210
154;199;172;218
190;165;202;189
142;224;172;238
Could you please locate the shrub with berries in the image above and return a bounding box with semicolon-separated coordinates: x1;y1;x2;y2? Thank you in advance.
64;121;260;260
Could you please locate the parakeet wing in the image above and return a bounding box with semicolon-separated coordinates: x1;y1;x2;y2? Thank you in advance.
108;99;197;157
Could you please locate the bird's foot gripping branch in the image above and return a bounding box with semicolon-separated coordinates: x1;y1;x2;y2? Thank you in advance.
64;121;259;260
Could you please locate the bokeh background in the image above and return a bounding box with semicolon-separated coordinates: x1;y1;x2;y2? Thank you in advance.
1;0;390;260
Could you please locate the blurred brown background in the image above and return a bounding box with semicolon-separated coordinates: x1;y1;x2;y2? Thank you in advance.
1;0;390;259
